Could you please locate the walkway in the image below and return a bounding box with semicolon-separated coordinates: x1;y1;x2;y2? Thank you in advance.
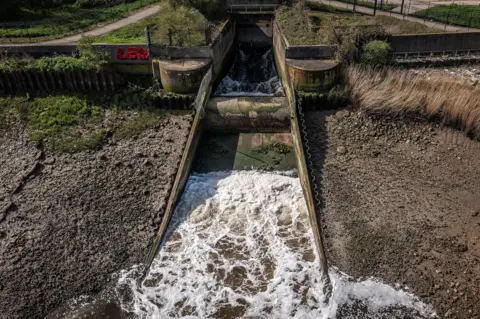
14;4;160;46
318;0;480;32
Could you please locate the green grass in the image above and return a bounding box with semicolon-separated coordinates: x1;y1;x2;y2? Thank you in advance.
412;4;480;28
334;0;397;10
0;0;158;43
374;15;437;34
94;4;217;46
0;92;169;153
94;14;158;44
114;109;165;139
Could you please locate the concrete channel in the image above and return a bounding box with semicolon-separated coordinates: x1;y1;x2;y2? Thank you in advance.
59;12;333;318
146;10;332;303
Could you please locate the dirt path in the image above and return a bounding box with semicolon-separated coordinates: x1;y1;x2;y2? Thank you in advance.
0;113;192;318
316;0;480;32
306;110;480;318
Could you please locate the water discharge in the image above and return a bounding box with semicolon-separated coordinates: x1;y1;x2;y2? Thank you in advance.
214;48;284;97
115;171;436;318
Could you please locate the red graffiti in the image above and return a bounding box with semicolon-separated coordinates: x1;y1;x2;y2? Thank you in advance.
116;47;149;60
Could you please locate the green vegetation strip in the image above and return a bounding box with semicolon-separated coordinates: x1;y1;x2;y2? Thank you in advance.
0;83;191;153
412;4;480;29
94;3;214;46
0;0;157;43
334;0;396;10
276;4;438;45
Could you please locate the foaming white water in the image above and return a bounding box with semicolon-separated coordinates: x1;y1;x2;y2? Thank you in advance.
214;49;284;97
115;171;436;318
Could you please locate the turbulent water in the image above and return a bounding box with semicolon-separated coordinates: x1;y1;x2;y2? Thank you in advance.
114;171;436;318
214;48;284;97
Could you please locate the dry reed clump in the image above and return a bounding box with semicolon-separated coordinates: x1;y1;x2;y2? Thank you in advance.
348;65;480;139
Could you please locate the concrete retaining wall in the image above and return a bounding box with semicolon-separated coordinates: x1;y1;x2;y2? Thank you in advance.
273;19;330;285
146;67;213;267
285;45;336;59
390;32;480;53
235;14;273;46
211;20;236;78
0;69;118;93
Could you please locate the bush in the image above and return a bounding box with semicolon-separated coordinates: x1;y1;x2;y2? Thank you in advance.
360;40;390;65
0;37;109;73
156;3;207;46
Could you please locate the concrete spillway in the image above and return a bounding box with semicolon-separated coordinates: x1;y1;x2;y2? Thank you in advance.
52;16;435;318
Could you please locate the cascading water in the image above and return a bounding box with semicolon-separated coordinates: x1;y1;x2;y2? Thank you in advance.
214;48;284;97
114;171;436;318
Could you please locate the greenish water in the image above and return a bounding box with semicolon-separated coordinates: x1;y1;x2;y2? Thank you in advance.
193;133;296;172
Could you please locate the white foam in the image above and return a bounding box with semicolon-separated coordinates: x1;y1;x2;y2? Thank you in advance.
115;171;436;318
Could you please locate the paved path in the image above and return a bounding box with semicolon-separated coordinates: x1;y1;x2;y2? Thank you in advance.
16;4;160;45
320;0;480;32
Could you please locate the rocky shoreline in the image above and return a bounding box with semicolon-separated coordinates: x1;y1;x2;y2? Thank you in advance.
306;110;480;318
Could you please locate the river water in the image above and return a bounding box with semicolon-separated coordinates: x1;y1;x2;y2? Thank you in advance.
114;171;436;318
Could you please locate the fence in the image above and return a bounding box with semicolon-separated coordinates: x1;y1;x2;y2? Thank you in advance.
0;69;118;94
321;0;480;32
0;0;159;43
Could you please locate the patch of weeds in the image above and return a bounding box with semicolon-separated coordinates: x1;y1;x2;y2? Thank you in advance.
53;129;105;153
276;4;334;45
113;109;165;139
253;142;291;155
27;95;104;152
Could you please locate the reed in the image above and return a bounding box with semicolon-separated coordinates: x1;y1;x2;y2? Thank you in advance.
347;65;480;139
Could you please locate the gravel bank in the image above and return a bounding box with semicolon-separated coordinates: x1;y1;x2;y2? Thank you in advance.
305;110;480;318
0;113;192;318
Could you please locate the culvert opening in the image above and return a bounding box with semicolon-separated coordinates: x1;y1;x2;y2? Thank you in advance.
214;46;284;97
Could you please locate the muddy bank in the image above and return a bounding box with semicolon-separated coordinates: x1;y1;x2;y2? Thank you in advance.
0;113;192;318
305;110;480;318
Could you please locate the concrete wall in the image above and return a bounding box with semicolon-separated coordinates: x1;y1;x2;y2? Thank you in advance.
146;67;213;267
151;45;212;59
235;14;273;46
225;0;282;10
285;45;336;59
211;20;236;78
390;32;480;53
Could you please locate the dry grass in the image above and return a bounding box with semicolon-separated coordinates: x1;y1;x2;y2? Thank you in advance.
348;66;480;139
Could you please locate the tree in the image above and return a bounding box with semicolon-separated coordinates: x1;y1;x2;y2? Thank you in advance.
156;3;207;46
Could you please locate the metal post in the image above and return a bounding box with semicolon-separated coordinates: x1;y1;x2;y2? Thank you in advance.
445;5;452;31
400;0;405;15
425;2;430;23
353;0;357;12
144;26;151;55
373;0;378;15
468;10;473;31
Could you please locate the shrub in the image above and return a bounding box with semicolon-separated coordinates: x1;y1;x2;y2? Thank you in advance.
360;40;390;66
156;3;207;46
77;36;111;69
